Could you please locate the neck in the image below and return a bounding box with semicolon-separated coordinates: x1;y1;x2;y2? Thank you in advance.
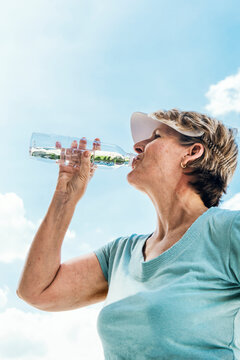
147;185;208;243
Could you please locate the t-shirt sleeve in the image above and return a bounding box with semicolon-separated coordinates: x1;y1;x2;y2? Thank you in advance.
93;236;124;283
229;211;240;284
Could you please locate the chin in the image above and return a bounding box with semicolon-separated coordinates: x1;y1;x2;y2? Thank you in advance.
127;171;145;192
127;170;137;185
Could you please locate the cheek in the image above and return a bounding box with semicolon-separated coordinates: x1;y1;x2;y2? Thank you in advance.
146;144;166;165
147;146;180;175
146;142;164;158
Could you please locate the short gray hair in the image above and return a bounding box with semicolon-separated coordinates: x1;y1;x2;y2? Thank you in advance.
151;108;238;207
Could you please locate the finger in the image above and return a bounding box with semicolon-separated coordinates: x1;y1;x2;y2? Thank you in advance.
90;162;97;171
89;162;98;178
89;163;96;179
77;137;90;167
75;150;92;177
71;140;78;148
58;147;79;168
93;138;101;150
71;141;80;163
57;147;66;165
91;138;100;168
78;137;87;150
90;163;97;172
65;147;73;164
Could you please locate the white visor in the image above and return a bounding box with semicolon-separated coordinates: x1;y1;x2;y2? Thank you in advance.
130;112;205;144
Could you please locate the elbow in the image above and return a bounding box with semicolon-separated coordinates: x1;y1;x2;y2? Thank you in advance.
16;287;25;300
16;288;40;308
16;288;55;312
16;287;33;305
16;285;31;301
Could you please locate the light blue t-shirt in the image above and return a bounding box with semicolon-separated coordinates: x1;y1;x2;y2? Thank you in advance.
94;207;240;360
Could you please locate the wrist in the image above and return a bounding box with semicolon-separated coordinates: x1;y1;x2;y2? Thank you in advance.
52;190;79;208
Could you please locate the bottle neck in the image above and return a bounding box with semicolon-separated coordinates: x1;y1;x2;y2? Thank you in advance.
125;153;135;167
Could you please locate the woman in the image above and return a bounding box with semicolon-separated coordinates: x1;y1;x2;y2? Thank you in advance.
17;109;240;359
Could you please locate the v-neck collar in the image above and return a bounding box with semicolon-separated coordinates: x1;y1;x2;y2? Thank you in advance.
130;207;215;281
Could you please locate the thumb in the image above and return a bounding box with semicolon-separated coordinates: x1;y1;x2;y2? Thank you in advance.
84;150;91;158
80;150;92;173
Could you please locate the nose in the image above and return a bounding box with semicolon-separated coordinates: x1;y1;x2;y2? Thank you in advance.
133;141;145;154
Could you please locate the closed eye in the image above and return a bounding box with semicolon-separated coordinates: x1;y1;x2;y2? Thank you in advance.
150;130;161;141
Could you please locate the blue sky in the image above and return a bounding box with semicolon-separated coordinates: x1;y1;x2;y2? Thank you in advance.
0;0;240;358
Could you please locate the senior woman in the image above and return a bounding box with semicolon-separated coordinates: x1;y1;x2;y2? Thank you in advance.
17;109;240;359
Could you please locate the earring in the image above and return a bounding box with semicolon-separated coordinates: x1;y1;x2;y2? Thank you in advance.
181;162;187;169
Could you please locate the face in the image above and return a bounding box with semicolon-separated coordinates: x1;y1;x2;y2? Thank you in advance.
127;123;188;193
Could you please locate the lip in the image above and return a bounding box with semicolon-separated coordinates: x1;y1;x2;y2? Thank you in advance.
132;159;137;169
132;156;142;169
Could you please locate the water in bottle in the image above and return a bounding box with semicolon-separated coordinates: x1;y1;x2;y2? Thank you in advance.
29;132;135;169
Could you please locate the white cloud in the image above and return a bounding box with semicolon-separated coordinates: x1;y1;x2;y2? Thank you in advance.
205;69;240;116
221;193;240;210
0;193;37;263
0;287;9;308
0;305;104;360
0;193;76;263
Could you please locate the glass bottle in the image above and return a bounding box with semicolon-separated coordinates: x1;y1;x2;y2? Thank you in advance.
29;132;135;169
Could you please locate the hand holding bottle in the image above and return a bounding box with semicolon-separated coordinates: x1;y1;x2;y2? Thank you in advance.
55;137;101;203
30;132;135;169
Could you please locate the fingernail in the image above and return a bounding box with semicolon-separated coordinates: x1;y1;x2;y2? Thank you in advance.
84;151;90;157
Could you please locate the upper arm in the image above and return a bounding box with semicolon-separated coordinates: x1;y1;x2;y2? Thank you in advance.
28;252;108;312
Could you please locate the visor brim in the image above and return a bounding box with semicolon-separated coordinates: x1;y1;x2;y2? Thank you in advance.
130;112;204;144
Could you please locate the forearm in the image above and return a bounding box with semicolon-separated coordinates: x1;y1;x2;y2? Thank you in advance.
17;192;77;301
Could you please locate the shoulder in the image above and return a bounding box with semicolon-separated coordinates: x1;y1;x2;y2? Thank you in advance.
200;207;240;248
205;206;240;229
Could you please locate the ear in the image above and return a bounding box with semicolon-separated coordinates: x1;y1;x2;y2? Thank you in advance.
183;143;204;164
